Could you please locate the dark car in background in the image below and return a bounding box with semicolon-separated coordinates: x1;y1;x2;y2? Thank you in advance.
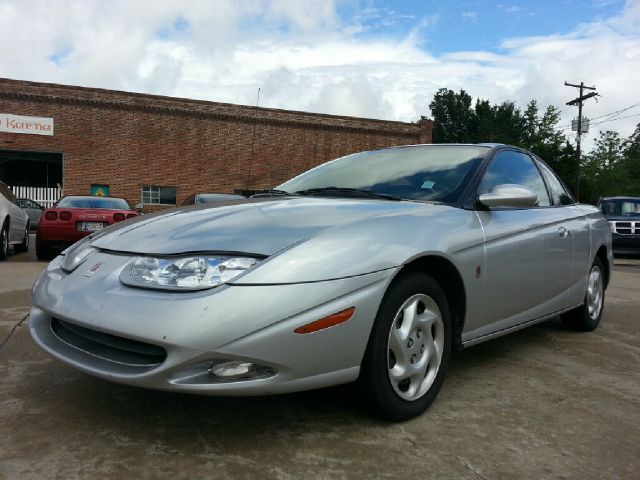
181;193;246;206
598;196;640;255
18;198;45;231
36;195;138;260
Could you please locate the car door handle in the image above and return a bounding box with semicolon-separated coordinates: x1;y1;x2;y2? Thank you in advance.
558;227;570;238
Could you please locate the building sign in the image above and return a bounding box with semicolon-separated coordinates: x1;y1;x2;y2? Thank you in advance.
91;184;110;197
0;113;54;136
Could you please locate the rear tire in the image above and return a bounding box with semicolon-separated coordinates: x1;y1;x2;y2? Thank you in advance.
14;225;29;253
358;271;452;421
561;257;605;332
0;224;8;260
36;239;52;261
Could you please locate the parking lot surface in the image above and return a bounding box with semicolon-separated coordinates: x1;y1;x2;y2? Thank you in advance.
1;238;639;479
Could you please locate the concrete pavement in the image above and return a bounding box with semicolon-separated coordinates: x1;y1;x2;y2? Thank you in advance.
1;244;639;480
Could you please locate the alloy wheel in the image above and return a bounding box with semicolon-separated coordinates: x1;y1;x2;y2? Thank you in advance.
587;265;604;320
387;293;444;401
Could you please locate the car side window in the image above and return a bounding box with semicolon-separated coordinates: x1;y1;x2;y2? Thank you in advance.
478;151;551;207
536;161;575;206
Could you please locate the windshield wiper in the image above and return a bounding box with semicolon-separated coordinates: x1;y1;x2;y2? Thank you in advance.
250;189;294;198
295;187;401;201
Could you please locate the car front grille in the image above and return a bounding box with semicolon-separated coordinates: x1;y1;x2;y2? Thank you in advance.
611;221;639;235
50;318;167;367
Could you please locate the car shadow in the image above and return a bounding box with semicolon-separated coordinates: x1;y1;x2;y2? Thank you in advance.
41;316;572;448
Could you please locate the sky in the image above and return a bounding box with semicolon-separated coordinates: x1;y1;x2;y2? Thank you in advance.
1;0;639;151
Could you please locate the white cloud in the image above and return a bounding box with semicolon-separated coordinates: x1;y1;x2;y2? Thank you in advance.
0;0;639;151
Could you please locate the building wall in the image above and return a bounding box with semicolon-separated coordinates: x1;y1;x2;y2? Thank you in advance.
0;78;432;209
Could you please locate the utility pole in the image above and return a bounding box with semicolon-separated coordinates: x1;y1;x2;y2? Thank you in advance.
565;81;598;201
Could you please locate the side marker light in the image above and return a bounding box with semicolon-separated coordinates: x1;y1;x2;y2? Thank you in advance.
294;307;356;334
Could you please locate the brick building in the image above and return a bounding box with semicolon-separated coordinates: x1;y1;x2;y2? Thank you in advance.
0;78;432;209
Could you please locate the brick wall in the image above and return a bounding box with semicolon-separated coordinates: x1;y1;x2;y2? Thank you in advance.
0;78;432;209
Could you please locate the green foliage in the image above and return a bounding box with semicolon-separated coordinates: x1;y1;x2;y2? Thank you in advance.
429;89;477;143
427;88;640;203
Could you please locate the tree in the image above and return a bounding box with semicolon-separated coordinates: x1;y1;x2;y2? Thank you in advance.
580;131;626;203
429;89;477;143
620;123;640;197
428;93;577;195
427;91;640;204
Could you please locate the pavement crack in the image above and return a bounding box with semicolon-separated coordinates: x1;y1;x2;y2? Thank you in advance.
457;456;491;480
0;313;29;351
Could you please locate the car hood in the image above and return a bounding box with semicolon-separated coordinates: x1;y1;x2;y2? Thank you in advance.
605;215;640;221
91;197;430;256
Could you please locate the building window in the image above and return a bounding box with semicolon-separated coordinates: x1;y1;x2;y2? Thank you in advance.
142;186;177;205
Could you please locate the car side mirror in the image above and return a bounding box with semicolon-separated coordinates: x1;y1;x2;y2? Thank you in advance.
478;184;537;209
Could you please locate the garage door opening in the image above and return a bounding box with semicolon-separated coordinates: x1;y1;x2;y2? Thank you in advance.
0;149;62;207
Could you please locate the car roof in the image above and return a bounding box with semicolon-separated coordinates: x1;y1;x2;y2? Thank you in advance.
600;196;640;201
387;143;500;149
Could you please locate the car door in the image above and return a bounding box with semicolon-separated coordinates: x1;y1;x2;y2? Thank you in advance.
535;159;592;308
468;150;574;339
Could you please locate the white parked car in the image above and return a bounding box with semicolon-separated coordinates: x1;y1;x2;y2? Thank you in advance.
0;181;30;259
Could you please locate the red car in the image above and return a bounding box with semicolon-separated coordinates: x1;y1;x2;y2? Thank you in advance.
36;195;137;260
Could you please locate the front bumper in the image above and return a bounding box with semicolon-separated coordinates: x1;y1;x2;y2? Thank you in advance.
30;251;396;395
37;225;91;249
612;234;640;255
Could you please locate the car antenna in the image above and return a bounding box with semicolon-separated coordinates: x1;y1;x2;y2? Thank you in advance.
244;87;260;196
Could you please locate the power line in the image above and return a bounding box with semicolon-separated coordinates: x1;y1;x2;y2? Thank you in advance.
589;112;640;128
553;100;640;131
588;101;640;122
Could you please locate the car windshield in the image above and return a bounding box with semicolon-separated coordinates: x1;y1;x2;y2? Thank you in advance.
277;145;489;203
56;196;131;210
600;199;640;216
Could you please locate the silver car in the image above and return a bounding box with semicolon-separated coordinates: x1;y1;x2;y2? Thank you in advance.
0;181;30;260
17;198;44;232
30;144;612;420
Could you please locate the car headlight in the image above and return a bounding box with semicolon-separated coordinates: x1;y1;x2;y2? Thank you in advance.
60;237;97;273
119;256;259;291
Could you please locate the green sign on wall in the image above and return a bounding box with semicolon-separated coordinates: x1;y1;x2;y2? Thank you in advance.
90;184;110;197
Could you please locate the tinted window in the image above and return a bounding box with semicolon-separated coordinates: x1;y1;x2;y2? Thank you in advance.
536;161;574;206
277;145;489;203
600;199;640;216
479;151;551;207
57;196;131;209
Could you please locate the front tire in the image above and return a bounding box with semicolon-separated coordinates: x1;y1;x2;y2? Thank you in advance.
359;271;452;421
561;257;605;332
36;239;52;261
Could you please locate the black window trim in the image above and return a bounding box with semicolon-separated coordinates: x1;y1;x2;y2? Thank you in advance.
532;156;576;207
